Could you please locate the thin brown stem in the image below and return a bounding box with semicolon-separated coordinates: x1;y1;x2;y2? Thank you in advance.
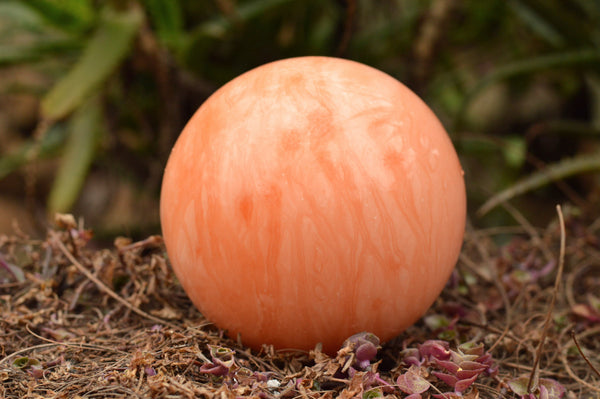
571;329;600;378
50;232;179;329
527;205;566;393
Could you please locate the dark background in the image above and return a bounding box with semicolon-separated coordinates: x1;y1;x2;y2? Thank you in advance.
1;0;599;240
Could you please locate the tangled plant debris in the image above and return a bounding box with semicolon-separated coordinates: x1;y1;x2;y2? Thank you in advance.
0;209;599;398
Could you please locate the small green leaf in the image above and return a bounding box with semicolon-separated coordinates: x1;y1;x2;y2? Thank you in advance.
13;356;40;369
589;294;600;311
13;357;30;369
424;314;450;330
363;388;384;399
47;95;102;214
503;136;527;168
41;4;143;120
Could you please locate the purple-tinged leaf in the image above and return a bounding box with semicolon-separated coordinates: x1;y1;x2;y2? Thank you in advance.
28;367;45;379
458;342;485;357
344;332;380;348
342;332;380;370
364;371;393;392
589;294;600;311
455;373;478;392
208;345;235;369
419;340;450;360
486;363;499;377
405;394;422;399
0;255;25;283
508;376;535;396
571;303;600;323
539;378;566;399
396;366;431;394
402;347;423;367
355;341;378;368
450;350;478;363
199;363;229;376
456;361;487;379
432;392;463;398
475;352;493;366
432;371;458;387
456;368;483;380
531;260;556;281
433;358;460;374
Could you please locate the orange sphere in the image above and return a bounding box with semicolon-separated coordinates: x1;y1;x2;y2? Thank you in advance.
160;56;466;353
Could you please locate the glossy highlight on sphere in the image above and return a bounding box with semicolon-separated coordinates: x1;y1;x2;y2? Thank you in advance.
160;56;466;353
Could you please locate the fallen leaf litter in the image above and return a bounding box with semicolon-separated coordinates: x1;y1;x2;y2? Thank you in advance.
1;208;599;398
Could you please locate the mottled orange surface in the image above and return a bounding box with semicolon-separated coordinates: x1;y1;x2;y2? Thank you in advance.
160;57;466;354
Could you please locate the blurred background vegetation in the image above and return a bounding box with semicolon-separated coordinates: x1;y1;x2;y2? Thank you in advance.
1;0;599;241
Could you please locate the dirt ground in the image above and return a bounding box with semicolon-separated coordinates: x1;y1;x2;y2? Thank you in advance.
1;208;599;398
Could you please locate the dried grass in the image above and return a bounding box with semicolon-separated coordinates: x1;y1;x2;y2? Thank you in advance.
1;207;599;398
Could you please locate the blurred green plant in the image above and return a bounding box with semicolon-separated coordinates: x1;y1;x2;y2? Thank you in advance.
0;0;599;233
456;0;600;217
0;0;143;215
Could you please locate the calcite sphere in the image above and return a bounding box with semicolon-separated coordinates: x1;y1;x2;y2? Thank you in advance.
160;57;466;353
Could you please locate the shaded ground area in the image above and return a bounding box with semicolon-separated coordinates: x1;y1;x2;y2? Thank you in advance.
0;209;599;398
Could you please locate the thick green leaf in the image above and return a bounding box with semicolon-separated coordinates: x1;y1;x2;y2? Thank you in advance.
40;4;143;120
187;0;297;43
0;39;81;66
23;0;95;33
508;0;565;47
0;2;82;65
142;0;184;50
47;96;102;214
0;1;51;35
509;0;597;47
454;49;600;131
478;153;600;215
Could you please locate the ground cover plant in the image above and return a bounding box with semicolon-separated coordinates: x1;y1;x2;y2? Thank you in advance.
0;207;599;398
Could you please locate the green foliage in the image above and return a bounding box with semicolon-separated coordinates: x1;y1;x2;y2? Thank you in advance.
47;95;102;214
24;0;96;33
0;0;598;231
142;0;184;51
0;2;81;65
41;4;143;120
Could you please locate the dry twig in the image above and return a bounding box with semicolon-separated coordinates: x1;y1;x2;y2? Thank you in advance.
526;205;566;393
49;231;179;329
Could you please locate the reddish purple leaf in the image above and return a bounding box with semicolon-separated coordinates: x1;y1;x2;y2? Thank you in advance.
396;366;430;395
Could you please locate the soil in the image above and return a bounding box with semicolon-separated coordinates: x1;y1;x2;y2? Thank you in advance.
1;208;599;398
